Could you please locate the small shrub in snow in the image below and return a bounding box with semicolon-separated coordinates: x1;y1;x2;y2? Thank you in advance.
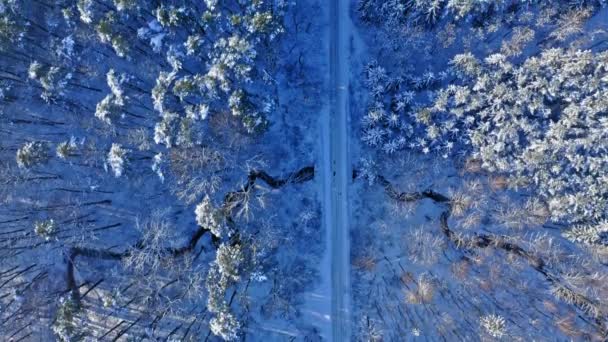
103;291;118;308
405;274;435;304
449;192;472;217
56;139;77;159
551;284;601;318
563;221;608;246
123;212;171;274
416;276;435;303
480;314;507;338
16;141;49;168
34;219;56;240
404;228;444;266
107;143;127;177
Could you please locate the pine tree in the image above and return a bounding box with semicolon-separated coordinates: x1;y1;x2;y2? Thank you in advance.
408;48;608;222
107;143;128;177
16;142;49;168
34;219;56;241
209;307;241;341
195;195;227;238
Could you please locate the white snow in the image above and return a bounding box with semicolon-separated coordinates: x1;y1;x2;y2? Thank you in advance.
148;20;163;32
150;33;166;53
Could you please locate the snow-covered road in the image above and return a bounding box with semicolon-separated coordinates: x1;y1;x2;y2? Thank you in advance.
324;0;351;340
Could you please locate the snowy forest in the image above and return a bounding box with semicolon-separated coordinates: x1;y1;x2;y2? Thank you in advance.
1;0;608;341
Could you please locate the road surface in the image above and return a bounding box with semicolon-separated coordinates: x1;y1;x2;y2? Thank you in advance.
323;0;351;340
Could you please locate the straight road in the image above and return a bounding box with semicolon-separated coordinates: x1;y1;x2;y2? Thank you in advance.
324;0;351;339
